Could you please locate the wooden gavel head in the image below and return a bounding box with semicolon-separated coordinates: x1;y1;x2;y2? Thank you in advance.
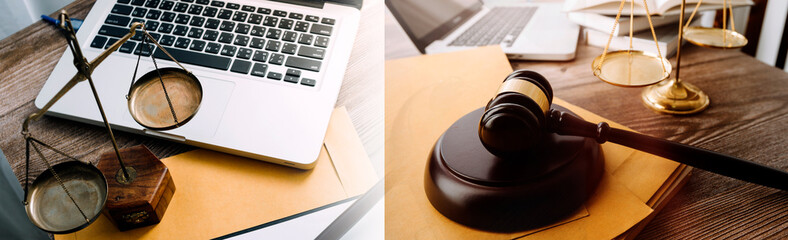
479;70;553;156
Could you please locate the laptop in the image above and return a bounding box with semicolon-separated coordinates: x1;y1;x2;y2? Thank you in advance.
386;0;579;60
36;0;362;169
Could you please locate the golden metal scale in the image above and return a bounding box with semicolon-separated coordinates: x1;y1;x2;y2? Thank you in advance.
22;11;202;233
592;0;748;114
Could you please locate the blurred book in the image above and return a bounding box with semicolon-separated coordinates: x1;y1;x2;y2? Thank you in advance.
564;0;753;16
585;18;703;58
569;12;684;36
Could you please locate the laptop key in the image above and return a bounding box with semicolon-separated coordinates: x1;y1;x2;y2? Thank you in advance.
226;3;240;9
196;0;209;5
288;12;303;20
249;37;265;49
294;21;309;32
281;43;297;54
236;48;252;59
235;23;250;34
252;50;268;62
91;36;108;48
190;16;206;26
174;37;191;48
173;25;189;36
286;69;300;77
174;2;189;12
134;43;154;56
203;30;218;40
205;18;220;29
305;15;318;22
241;5;255;12
105;38;120;49
98;25;129;38
203;6;217;17
283;75;298;83
269;53;284;65
131;0;145;6
220;45;237;56
187;27;204;38
219;20;235;31
301;78;316;86
251;63;268;77
309;24;332;36
154;46;232;70
282;31;297;42
314;36;328;48
257;8;271;14
265;40;281;51
267;71;282;80
118;0;131;4
278;19;293;30
120;41;137;53
233;35;249;46
205;42;221;53
148;32;162;41
250;26;265;36
248;14;263;24
188;5;203;14
146;10;162;19
145;20;159;31
232;11;248;22
285;56;320;72
131;7;147;17
112;4;134;15
190;40;206;51
160;35;176;46
105;14;131;26
262;16;278;27
161;12;176;22
218;32;233;43
158;23;174;33
231;59;251;73
321;18;335;25
273;10;287;17
174;14;190;24
159;0;175;10
297;33;313;45
217;9;232;19
181;0;194;3
210;0;224;7
265;29;281;39
145;0;160;8
297;45;324;59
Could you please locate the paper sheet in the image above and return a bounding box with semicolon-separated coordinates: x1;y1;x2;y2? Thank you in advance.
56;107;378;240
385;46;675;239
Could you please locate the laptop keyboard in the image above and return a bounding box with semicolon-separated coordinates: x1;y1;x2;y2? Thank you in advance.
90;0;337;87
449;7;536;48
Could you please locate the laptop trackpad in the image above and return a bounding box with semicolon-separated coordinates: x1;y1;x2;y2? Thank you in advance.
137;75;235;140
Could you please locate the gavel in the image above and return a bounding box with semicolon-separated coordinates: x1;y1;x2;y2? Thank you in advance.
425;70;787;232
480;69;788;191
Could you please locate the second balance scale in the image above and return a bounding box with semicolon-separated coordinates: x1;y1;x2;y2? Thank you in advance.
22;11;202;233
591;0;747;114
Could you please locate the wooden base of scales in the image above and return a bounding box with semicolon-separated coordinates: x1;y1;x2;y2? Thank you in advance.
96;145;175;231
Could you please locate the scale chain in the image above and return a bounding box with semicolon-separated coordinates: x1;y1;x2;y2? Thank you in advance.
595;0;628;75
642;0;666;73
29;139;90;223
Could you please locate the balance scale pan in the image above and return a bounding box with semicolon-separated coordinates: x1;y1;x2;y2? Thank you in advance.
127;68;202;130
25;161;107;234
684;26;747;49
592;50;672;87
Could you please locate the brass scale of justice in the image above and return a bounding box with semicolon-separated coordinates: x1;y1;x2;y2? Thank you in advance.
20;11;202;233
591;0;747;114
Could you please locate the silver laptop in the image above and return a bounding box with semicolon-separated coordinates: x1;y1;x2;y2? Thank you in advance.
36;0;362;169
386;0;579;60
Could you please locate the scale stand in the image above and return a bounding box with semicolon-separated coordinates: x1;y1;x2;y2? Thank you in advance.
21;11;201;232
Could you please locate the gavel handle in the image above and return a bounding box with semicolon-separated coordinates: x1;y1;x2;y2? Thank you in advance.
548;110;788;191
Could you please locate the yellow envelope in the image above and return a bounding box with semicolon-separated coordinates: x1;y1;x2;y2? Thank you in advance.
385;46;675;239
56;107;378;240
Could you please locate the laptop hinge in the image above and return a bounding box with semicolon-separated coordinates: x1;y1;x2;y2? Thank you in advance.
271;0;325;9
325;0;362;10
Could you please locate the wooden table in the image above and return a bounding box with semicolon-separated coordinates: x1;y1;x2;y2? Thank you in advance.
0;0;383;206
385;10;787;239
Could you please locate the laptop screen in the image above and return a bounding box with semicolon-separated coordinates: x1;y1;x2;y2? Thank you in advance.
386;0;481;53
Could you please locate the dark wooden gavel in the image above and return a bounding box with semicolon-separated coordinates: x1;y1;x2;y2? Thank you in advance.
479;70;788;191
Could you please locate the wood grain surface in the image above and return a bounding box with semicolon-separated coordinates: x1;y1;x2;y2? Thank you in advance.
385;9;787;239
0;0;383;209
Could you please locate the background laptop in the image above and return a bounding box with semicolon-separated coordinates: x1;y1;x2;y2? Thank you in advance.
386;0;579;60
36;0;362;169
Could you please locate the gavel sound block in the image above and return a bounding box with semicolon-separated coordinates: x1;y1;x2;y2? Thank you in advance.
96;145;175;231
